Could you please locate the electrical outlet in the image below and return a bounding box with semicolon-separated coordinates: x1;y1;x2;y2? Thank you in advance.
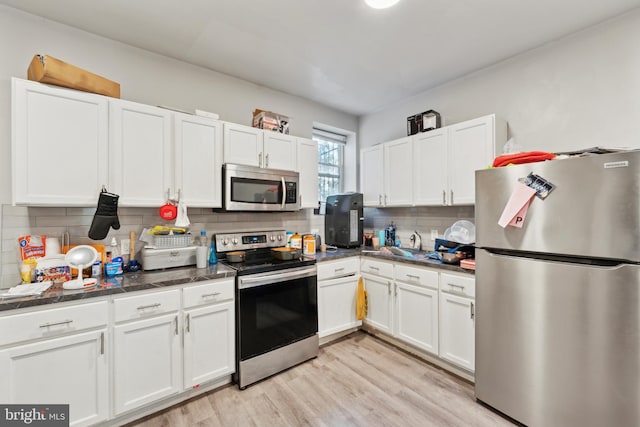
121;239;130;255
430;230;439;240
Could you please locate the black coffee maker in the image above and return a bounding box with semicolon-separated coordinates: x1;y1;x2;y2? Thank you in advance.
324;192;363;248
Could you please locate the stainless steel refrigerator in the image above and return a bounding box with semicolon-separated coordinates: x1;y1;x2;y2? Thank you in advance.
474;150;640;427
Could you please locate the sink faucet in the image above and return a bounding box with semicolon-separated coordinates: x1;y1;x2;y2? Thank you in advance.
409;230;422;251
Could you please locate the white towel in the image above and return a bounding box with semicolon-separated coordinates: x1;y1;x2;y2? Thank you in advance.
174;199;190;228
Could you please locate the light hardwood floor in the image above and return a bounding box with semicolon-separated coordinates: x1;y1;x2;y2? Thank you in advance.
127;332;514;427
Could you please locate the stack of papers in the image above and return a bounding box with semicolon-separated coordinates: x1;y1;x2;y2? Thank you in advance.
0;281;52;298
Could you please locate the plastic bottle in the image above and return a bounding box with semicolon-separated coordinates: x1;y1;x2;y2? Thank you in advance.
106;237;124;276
208;241;218;265
200;230;208;247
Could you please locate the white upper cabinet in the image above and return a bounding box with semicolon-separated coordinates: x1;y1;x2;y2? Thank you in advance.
223;122;297;171
297;137;319;209
363;113;506;207
263;132;297;171
361;145;384;207
223;122;263;167
361;138;413;207
12;78;108;206
448;114;504;205
413;128;448;206
109;99;172;206
174;113;223;208
383;137;413;206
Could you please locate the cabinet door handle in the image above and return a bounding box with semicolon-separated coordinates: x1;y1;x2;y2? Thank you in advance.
384;194;388;205
470;302;475;320
448;283;465;292
201;292;221;298
100;332;105;355
39;319;73;328
259;152;263;167
174;316;179;335
265;153;269;168
442;190;446;205
379;194;382;205
185;313;191;333
450;190;454;204
137;303;161;311
394;284;397;297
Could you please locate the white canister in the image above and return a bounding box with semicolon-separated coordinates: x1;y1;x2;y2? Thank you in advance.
46;237;61;256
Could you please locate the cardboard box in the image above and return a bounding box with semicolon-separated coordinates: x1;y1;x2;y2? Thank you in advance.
27;54;120;98
253;109;289;134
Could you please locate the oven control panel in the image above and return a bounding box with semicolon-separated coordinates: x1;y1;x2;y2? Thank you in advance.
215;230;286;252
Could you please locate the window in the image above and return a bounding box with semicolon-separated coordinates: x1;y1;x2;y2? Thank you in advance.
313;128;346;203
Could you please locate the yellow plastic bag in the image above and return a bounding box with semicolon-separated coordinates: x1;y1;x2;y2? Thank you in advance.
356;276;368;320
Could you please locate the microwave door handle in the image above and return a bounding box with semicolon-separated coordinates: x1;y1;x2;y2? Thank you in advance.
281;177;286;209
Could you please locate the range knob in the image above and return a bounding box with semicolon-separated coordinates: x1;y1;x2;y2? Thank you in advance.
223;238;229;246
232;238;238;245
269;235;276;242
277;235;283;241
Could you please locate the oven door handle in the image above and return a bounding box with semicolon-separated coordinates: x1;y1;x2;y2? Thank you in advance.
239;266;317;289
281;177;286;210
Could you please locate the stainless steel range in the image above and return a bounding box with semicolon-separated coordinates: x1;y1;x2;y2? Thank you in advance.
215;230;318;389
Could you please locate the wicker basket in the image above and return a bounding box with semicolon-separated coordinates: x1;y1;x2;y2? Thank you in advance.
152;234;192;249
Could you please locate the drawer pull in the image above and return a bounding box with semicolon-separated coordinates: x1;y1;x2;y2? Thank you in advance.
137;303;161;311
201;292;221;298
369;266;379;271
334;267;345;273
39;319;73;328
448;283;465;292
406;274;420;280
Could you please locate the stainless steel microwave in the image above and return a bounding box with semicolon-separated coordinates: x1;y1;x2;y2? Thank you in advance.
223;163;300;211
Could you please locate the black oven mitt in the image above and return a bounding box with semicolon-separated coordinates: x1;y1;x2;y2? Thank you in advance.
88;190;121;240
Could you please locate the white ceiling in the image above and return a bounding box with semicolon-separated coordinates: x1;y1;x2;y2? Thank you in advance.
2;0;640;115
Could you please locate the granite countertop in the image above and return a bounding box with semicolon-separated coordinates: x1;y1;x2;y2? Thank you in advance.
312;247;475;275
2;247;472;313
0;263;237;312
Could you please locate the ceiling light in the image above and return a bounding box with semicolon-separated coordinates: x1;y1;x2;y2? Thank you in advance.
365;0;401;9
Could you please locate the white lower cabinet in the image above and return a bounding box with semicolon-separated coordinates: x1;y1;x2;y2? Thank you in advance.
112;289;182;415
361;258;475;373
318;276;360;337
0;301;109;427
439;273;475;371
394;282;439;355
362;273;394;334
182;279;235;389
393;265;439;355
317;257;361;338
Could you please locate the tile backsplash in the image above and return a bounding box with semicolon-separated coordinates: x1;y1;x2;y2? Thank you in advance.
1;204;324;288
1;204;473;287
363;206;475;250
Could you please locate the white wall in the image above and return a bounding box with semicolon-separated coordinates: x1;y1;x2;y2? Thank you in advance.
359;9;640;153
0;5;358;206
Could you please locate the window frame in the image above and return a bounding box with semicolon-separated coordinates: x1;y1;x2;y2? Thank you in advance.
313;128;346;203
